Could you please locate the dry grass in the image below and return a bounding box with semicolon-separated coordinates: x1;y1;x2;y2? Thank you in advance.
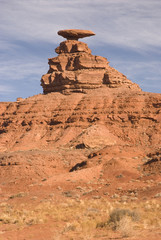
0;203;46;225
117;216;135;238
0;199;161;238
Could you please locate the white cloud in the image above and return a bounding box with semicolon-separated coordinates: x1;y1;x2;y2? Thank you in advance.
0;85;15;94
113;60;161;77
0;57;47;81
111;59;161;93
0;0;161;51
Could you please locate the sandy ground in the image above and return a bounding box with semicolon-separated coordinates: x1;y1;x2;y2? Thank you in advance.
0;144;161;240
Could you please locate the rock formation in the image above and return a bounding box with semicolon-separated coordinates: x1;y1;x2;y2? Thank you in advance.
1;29;161;152
57;29;95;40
0;30;161;240
1;29;161;153
41;29;141;94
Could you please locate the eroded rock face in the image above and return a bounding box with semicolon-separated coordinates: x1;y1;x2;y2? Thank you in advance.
41;39;141;94
1;90;161;152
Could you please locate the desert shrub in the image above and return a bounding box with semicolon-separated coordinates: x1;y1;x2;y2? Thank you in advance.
109;208;139;227
97;208;139;231
117;216;134;237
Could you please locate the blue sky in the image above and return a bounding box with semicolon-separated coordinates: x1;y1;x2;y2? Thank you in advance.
0;0;161;102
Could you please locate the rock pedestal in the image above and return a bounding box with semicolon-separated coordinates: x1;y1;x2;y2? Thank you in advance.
41;30;141;94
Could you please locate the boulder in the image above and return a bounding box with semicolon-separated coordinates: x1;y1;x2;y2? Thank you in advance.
57;29;95;40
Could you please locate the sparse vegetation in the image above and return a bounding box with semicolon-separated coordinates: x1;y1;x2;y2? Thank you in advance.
0;199;161;239
108;208;139;228
97;208;140;237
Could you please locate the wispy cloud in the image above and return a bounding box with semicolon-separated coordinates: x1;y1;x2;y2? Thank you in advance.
112;59;161;93
0;57;47;81
0;84;15;94
1;0;161;50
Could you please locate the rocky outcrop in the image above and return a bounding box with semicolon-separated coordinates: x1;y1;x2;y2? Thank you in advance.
41;30;141;94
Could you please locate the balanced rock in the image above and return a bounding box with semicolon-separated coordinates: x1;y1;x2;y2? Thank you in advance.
41;29;141;94
58;29;95;40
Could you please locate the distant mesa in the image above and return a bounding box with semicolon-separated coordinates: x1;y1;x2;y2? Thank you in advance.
41;29;141;94
57;29;95;40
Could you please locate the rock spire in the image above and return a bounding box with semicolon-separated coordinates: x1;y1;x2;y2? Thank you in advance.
41;29;141;94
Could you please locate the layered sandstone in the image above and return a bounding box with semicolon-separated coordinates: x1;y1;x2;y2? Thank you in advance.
0;89;161;152
41;30;141;94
